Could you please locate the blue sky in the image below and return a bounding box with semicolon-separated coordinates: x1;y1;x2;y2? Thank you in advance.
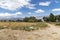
0;0;60;18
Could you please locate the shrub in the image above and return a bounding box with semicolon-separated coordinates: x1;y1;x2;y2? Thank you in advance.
9;26;38;31
24;26;38;31
0;26;5;29
55;23;60;26
0;26;8;30
35;22;48;28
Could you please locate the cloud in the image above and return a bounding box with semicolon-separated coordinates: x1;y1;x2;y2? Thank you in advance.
39;1;51;6
28;12;32;14
0;0;35;10
16;12;22;15
0;12;22;18
26;4;36;9
52;8;60;11
35;9;45;13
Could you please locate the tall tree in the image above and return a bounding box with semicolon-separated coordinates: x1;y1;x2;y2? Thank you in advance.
49;13;55;22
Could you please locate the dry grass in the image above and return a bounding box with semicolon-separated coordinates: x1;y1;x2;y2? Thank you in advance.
0;22;36;27
48;22;60;26
0;22;48;31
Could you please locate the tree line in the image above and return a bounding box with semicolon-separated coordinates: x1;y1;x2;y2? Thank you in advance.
43;13;60;22
0;16;42;22
0;13;60;22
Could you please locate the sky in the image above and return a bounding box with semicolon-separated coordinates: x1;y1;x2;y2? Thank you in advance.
0;0;60;18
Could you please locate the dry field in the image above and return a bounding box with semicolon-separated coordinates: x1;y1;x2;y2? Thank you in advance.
0;22;48;31
0;22;37;27
0;22;60;40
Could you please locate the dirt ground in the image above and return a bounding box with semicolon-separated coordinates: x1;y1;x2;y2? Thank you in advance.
0;23;60;40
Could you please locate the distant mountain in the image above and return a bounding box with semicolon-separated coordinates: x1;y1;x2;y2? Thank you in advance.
0;17;23;20
0;16;43;20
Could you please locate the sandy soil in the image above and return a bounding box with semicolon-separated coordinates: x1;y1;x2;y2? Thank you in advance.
0;23;60;40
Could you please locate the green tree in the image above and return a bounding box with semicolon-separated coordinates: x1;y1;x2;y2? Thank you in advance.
43;16;49;22
23;17;29;22
57;15;60;21
16;19;22;22
23;16;37;22
28;16;37;22
49;13;55;22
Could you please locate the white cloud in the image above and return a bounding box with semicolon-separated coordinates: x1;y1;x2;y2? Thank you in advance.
39;1;51;6
16;12;22;15
35;9;45;13
28;12;32;14
26;4;36;9
0;12;22;18
0;0;35;10
52;8;60;11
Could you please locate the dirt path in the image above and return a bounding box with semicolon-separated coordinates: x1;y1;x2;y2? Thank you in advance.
0;23;60;40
